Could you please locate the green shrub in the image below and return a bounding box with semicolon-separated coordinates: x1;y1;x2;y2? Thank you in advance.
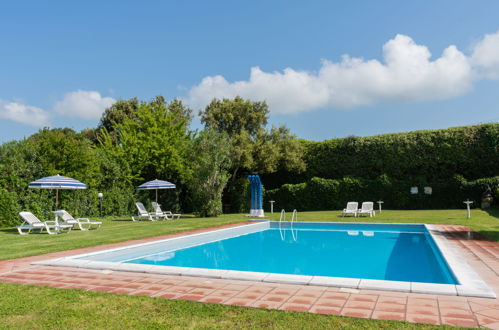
263;124;499;189
266;175;499;211
0;189;20;227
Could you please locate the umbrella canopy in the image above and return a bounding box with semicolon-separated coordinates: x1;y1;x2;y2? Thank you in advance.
29;174;87;207
137;179;176;203
29;175;87;190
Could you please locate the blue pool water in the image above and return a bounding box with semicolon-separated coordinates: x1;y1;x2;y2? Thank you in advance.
123;223;457;284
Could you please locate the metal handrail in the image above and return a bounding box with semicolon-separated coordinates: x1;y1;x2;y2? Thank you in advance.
291;209;298;241
279;209;286;240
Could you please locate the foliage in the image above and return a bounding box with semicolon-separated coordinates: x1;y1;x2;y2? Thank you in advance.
99;96;192;136
224;177;251;213
302;124;499;182
187;130;232;217
266;175;499;211
266;124;499;190
98;99;193;211
0;129;136;227
0;189;19;227
201;96;269;136
200;96;305;211
200;96;305;177
98;97;140;133
26;128;100;187
1;93;496;225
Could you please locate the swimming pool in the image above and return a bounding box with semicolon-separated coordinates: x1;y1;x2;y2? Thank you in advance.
125;223;455;284
34;221;496;298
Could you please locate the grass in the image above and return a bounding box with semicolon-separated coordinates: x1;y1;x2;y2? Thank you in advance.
1;208;497;261
0;208;497;329
265;208;499;241
0;214;245;261
0;282;459;329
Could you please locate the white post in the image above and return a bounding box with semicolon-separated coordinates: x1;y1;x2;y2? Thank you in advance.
270;201;275;214
377;201;384;213
463;200;473;219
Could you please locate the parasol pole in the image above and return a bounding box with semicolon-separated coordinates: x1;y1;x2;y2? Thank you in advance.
156;189;158;203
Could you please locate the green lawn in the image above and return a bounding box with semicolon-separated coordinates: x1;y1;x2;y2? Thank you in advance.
0;209;496;329
1;208;497;261
265;208;499;241
0;282;460;330
0;214;245;261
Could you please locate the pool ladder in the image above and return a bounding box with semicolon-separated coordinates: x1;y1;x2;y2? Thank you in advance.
279;209;298;241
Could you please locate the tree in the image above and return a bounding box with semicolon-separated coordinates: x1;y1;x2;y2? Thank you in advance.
200;96;305;211
98;96;192;137
98;99;193;210
0;129;102;222
98;97;140;133
188;129;232;217
201;96;268;136
26;128;100;186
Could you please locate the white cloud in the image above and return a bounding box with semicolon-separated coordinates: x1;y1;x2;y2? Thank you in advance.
471;30;499;79
186;32;499;114
0;99;50;127
53;90;116;120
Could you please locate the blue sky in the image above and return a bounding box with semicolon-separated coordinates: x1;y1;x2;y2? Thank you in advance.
1;0;499;143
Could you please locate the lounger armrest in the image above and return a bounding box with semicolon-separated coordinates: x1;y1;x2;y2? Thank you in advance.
76;218;91;222
45;221;58;226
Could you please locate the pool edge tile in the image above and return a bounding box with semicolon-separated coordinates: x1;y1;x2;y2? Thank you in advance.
309;276;360;288
263;273;313;285
359;279;410;292
222;270;268;281
411;282;457;296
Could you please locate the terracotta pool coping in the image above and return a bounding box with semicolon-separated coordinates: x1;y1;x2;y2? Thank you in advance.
1;222;498;328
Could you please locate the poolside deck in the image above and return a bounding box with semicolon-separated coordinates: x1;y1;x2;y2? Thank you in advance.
1;223;498;328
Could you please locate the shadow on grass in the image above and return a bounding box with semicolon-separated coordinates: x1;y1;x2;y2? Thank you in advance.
484;207;499;219
0;227;79;236
0;228;17;233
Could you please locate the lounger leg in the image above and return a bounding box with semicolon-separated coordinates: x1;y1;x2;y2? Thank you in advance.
44;225;58;235
17;227;29;235
77;223;90;231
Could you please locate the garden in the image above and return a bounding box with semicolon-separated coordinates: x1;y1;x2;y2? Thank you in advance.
0;96;498;329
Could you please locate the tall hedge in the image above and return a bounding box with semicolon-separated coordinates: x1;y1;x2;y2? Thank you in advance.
263;124;499;189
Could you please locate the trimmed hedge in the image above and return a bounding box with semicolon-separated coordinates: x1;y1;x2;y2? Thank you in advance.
266;175;499;211
263;124;499;189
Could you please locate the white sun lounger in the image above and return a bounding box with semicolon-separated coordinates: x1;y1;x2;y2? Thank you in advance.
53;210;102;230
358;202;375;217
151;202;181;220
16;211;72;235
132;202;162;221
342;202;358;217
